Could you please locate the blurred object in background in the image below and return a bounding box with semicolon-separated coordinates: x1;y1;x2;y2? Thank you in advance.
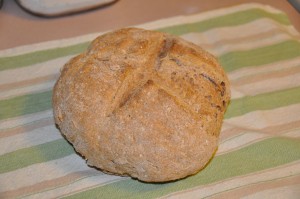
16;0;118;17
288;0;300;13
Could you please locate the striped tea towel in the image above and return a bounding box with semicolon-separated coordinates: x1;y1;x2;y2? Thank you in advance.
0;3;300;199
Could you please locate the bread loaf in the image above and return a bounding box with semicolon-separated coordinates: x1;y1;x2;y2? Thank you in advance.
52;28;230;182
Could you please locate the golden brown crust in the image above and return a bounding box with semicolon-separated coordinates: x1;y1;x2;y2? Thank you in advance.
52;28;231;182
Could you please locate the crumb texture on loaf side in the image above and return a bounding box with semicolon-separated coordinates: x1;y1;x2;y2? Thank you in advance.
52;28;231;182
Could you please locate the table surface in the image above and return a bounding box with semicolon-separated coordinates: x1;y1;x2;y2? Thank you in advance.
0;0;299;51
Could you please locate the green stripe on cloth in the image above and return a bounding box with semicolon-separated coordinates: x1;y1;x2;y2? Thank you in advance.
0;8;290;72
0;139;74;174
0;91;52;120
220;40;300;72
224;86;300;118
64;137;300;199
1;85;300;121
158;8;290;35
0;42;89;71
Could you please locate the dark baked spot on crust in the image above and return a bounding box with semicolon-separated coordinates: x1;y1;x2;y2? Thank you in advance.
220;81;226;97
200;73;218;87
118;92;133;109
211;103;222;112
200;74;228;98
205;95;212;100
189;77;194;85
169;57;183;66
159;38;174;59
171;71;177;81
156;37;174;70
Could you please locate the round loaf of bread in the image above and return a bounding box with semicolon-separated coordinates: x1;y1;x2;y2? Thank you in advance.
53;28;230;182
